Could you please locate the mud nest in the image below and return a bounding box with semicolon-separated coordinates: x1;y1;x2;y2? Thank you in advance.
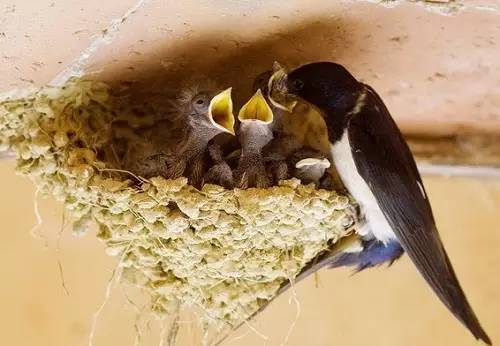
0;78;354;331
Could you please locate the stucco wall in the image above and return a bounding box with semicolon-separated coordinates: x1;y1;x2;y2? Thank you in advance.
1;0;499;135
0;1;499;345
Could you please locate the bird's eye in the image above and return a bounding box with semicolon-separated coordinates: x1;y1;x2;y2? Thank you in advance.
291;79;304;91
193;94;209;111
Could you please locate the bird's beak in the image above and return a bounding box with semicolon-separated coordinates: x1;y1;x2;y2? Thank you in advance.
267;67;297;112
238;89;274;124
208;88;236;135
295;158;331;169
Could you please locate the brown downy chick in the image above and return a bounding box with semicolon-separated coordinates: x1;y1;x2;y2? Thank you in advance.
234;89;274;189
290;148;331;186
263;133;302;161
254;68;299;184
165;85;235;188
224;146;289;185
263;65;345;190
204;142;234;189
254;66;306;160
265;159;289;185
253;69;286;134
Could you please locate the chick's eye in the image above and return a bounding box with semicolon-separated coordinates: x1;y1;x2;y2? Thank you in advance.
196;99;205;105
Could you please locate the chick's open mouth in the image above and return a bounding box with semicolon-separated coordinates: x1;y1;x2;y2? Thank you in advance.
209;88;235;135
238;89;274;124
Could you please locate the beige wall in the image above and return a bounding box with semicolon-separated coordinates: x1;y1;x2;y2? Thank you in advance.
1;0;499;136
1;162;499;346
1;0;499;345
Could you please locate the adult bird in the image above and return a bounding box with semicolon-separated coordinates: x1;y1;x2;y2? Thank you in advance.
268;62;491;344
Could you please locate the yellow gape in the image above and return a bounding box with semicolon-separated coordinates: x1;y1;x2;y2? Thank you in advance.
238;89;274;124
208;87;235;135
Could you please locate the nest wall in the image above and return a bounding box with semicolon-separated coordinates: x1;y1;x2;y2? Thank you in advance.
0;79;353;328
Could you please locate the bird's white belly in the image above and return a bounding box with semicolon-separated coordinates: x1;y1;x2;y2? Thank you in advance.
331;132;396;243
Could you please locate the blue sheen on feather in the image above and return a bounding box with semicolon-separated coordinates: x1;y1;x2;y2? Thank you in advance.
329;238;404;271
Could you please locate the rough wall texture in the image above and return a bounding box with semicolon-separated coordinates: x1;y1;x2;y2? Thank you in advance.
1;0;499;135
0;1;499;345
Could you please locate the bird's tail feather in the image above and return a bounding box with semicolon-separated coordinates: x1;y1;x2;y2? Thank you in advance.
418;244;492;345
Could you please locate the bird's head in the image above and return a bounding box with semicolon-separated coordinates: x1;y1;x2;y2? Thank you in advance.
175;85;235;136
252;62;287;95
269;62;361;113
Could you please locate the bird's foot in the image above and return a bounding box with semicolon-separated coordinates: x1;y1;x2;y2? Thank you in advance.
342;202;364;229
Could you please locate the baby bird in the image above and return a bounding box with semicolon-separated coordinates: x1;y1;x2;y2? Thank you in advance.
163;85;236;188
265;158;289;185
253;69;286;134
204;142;234;189
118;84;235;187
234;89;274;189
290;148;331;186
253;68;299;184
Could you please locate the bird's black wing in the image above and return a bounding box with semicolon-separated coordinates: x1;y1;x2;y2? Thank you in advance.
347;84;490;344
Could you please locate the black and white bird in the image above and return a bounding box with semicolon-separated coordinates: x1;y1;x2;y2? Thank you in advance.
269;62;491;344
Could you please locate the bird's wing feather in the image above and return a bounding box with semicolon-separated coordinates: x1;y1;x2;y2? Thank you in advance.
347;84;490;344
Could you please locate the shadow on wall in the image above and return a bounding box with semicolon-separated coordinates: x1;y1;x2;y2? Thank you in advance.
92;18;368;108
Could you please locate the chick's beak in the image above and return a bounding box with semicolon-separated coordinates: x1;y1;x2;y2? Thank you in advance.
267;67;297;112
209;88;236;135
238;89;274;124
